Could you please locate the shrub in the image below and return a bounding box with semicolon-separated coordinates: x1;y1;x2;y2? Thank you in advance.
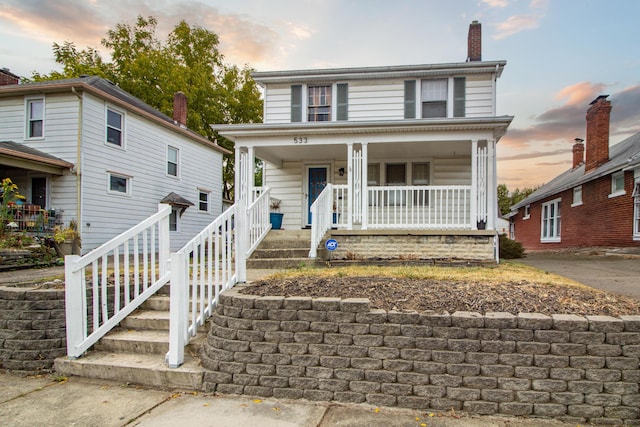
499;233;524;259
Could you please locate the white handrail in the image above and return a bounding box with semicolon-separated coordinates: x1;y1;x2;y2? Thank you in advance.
65;204;171;359
309;184;334;258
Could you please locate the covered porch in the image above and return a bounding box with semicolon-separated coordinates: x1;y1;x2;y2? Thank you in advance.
216;119;508;261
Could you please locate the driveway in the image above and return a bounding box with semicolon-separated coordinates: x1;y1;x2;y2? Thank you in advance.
516;250;640;299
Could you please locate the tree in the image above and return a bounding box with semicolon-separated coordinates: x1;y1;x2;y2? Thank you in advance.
28;16;263;201
497;184;540;216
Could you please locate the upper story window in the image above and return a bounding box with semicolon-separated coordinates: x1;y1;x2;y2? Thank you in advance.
421;79;447;118
633;181;640;239
610;171;625;197
523;204;531;220
106;108;124;147
167;146;179;177
308;85;331;122
405;77;466;119
572;185;583;207
26;98;44;139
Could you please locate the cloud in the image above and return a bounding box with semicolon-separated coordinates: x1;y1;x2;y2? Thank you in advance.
481;0;508;7
501;83;640;164
286;22;313;39
493;14;541;39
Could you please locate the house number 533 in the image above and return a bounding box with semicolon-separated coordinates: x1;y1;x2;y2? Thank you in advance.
293;137;308;144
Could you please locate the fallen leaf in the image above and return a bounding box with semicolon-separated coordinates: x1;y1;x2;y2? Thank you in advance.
420;424;427;427
203;403;209;407
252;399;263;404
272;407;280;411
374;407;380;413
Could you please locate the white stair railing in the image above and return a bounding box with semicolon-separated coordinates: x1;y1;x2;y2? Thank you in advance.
65;204;171;359
309;184;334;258
167;188;271;368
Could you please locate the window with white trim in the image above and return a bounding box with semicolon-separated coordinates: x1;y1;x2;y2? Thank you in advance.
610;171;625;197
572;186;582;207
198;190;210;212
307;85;331;122
106;108;124;147
26;98;44;138
421;79;447;118
167;146;179;177
108;172;130;195
523;204;530;220
367;164;380;186
541;198;561;242
633;181;640;239
169;208;179;232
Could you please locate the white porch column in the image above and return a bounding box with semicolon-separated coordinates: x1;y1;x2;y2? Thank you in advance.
487;139;497;230
347;143;354;229
247;146;255;201
234;146;249;283
471;139;478;230
361;143;368;230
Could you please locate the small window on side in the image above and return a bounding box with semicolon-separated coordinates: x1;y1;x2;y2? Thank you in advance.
108;173;130;195
572;185;582;207
610;172;625;197
523;204;530;220
26;98;44;138
167;146;179;177
198;190;210;212
106;108;124;146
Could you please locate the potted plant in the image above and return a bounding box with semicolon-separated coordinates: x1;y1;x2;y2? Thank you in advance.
269;198;283;230
53;219;81;256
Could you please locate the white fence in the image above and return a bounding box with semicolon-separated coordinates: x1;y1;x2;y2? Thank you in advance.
65;204;171;359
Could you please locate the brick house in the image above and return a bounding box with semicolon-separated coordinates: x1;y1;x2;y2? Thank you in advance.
510;95;640;250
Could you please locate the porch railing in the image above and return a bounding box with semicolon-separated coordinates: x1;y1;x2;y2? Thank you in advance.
166;188;271;367
368;185;471;229
309;184;334;258
65;204;171;359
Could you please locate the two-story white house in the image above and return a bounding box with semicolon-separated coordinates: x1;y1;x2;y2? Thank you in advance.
215;21;513;262
0;72;229;252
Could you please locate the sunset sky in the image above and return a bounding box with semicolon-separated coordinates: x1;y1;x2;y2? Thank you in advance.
2;0;638;190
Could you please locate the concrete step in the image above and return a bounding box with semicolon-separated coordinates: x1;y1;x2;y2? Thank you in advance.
55;351;205;390
246;257;316;269
141;295;171;311
121;309;170;330
257;239;311;250
95;328;205;356
250;248;310;259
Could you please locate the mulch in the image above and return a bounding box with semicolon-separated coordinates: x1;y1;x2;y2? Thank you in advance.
240;276;640;316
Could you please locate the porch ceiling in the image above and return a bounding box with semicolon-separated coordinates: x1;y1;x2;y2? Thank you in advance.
0;141;74;175
254;140;471;165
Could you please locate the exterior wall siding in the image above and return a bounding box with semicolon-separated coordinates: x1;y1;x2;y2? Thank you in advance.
79;93;222;251
264;85;291;124
513;171;640;250
265;161;304;228
465;75;494;117
348;81;404;121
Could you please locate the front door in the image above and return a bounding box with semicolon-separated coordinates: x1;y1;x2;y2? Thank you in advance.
306;166;329;225
31;176;47;209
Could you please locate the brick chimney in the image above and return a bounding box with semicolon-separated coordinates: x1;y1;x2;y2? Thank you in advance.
0;68;20;86
572;138;584;168
467;21;482;62
173;91;188;127
584;95;611;173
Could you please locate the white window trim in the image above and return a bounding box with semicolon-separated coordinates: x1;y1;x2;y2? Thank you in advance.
633;180;640;240
198;188;211;213
571;185;583;207
540;198;561;243
167;145;180;178
106;106;125;149
523;204;530;220
25;96;45;140
169;207;180;232
107;171;132;196
609;171;626;198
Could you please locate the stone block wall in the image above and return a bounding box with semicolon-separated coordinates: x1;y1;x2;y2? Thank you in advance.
202;287;640;425
320;231;496;262
0;285;66;373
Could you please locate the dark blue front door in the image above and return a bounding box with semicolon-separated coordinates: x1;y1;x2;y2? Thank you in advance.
308;167;327;224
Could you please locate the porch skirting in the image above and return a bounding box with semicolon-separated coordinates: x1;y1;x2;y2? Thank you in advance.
317;230;496;263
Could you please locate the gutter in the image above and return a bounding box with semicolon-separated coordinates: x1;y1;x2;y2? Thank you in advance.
71;87;83;242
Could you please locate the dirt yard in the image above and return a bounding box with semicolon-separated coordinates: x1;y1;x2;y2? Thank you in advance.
241;275;640;316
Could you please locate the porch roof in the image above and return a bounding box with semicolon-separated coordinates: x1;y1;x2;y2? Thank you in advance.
0;140;74;175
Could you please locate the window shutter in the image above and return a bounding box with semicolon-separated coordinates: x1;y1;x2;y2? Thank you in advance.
291;84;302;122
454;77;465;117
404;80;416;119
337;83;348;121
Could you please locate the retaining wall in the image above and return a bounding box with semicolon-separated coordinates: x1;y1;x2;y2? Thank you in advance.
202;286;640;425
0;284;66;373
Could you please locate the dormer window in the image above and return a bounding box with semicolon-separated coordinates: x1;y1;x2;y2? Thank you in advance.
308;85;331;122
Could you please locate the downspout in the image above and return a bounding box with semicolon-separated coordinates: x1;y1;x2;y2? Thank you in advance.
71;87;82;246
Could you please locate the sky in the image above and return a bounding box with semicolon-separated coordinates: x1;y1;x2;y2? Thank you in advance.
1;0;639;190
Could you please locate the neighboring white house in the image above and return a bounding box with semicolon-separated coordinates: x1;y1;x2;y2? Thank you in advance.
0;72;229;252
214;21;513;262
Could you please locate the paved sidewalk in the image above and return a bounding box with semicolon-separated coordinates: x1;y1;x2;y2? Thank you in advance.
0;373;573;427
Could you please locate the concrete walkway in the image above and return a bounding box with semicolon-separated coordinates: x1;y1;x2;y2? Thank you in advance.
0;373;573;427
516;249;640;298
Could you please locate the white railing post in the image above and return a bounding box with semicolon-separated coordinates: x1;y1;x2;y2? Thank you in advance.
361;143;368;230
64;255;83;359
167;251;187;368
236;196;247;283
471;139;478;230
158;204;170;276
347;143;354;229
